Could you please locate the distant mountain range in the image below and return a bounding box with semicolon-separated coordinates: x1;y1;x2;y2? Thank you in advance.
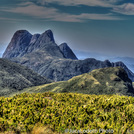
2;29;134;82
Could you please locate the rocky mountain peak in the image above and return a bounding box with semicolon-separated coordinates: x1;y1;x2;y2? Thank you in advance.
2;30;32;58
2;29;65;59
11;30;32;43
59;43;78;60
39;29;55;44
14;30;29;35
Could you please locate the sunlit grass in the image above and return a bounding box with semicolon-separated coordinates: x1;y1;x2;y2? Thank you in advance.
0;92;134;133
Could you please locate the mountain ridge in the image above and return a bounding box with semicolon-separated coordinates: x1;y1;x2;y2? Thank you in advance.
17;67;134;97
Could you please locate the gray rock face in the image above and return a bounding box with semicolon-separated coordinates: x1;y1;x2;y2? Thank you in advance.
37;58;113;81
0;58;51;96
3;30;32;58
59;43;78;60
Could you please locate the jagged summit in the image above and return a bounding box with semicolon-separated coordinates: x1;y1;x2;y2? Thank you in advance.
59;43;78;60
2;29;64;59
36;29;55;44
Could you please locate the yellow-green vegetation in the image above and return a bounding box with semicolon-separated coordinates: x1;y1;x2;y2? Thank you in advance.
0;92;134;133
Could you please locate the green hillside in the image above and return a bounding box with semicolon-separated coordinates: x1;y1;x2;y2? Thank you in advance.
16;67;134;97
0;92;134;134
0;58;52;96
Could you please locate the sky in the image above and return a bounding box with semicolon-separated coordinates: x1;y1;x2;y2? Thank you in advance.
0;0;134;59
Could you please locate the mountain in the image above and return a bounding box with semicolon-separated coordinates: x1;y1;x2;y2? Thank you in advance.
19;67;134;96
0;58;51;96
3;29;65;59
59;43;78;60
2;29;134;82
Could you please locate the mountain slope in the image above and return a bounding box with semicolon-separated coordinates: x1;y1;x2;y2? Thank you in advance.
0;58;51;96
19;67;134;96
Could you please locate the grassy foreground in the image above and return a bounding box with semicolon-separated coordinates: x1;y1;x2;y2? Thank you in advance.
0;92;134;133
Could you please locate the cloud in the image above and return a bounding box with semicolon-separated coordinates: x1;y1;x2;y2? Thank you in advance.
1;2;58;20
37;0;121;7
0;17;30;22
63;13;121;22
113;3;134;15
1;2;121;22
